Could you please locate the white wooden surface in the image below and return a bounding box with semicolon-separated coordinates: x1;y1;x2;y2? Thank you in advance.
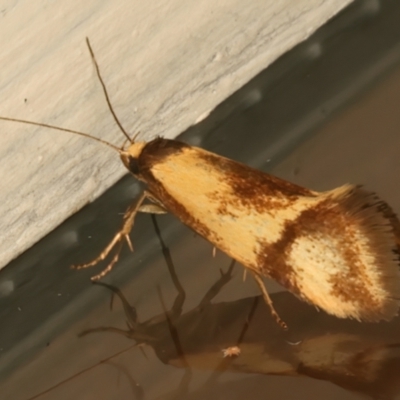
0;0;353;270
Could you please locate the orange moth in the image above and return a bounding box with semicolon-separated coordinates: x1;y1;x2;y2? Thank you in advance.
1;39;400;328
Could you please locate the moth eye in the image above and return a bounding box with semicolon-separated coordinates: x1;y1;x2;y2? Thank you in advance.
127;157;140;175
120;154;140;175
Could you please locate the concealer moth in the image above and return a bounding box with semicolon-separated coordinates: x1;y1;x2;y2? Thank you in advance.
2;38;400;329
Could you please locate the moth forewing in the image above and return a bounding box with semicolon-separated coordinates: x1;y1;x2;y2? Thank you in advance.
123;138;400;323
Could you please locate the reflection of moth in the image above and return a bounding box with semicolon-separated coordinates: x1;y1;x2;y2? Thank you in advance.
2;39;400;328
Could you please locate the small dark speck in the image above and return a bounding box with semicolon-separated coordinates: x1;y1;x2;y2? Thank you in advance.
24;98;28;103
46;342;51;347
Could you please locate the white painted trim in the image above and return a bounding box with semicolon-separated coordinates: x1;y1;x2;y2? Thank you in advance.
0;0;353;269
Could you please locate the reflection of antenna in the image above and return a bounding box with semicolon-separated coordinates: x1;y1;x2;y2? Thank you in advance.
25;344;137;400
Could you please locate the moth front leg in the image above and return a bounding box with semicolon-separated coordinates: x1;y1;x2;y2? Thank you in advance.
72;190;159;280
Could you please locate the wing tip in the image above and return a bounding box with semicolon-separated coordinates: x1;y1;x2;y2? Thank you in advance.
329;184;400;322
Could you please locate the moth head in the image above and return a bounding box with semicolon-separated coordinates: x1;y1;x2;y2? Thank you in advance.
120;142;147;177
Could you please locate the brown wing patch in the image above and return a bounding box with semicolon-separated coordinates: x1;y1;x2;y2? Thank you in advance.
198;151;314;214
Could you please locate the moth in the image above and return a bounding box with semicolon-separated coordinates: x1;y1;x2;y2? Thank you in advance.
2;39;400;328
222;346;241;358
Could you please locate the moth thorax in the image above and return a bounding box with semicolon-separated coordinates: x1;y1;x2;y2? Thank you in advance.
127;142;146;158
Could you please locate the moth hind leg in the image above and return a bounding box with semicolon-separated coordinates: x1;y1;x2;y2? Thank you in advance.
252;272;288;330
72;190;155;280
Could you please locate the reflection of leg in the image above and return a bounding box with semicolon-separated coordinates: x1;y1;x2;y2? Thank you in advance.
252;272;287;330
151;214;185;320
103;361;145;400
236;296;260;344
72;191;154;280
78;282;155;342
171;368;192;400
93;281;138;330
199;260;235;307
152;216;190;366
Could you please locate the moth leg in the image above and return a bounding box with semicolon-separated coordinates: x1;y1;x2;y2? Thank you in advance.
138;203;167;214
72;190;153;280
252;272;288;330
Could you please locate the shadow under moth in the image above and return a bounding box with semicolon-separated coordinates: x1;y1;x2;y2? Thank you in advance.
2;39;400;328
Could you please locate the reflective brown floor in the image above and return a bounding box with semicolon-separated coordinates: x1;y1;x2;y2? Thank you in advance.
1;1;400;399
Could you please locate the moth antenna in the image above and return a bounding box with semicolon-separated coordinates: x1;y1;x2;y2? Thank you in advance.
85;37;133;144
131;130;141;143
0;116;121;153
